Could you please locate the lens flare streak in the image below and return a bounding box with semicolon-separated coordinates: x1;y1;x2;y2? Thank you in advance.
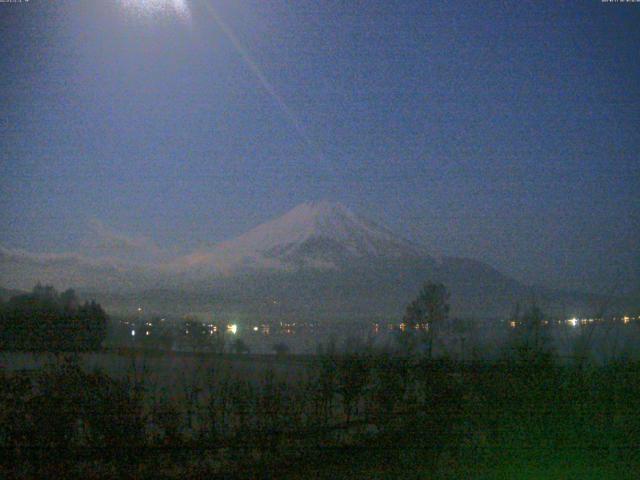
199;1;324;162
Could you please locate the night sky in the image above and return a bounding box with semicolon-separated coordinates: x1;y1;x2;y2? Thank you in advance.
1;0;638;295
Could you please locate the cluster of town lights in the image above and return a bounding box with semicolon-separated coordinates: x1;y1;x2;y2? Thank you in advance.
508;316;638;329
127;315;639;341
126;318;277;338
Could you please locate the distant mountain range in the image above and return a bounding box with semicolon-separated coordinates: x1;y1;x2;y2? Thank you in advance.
0;202;635;320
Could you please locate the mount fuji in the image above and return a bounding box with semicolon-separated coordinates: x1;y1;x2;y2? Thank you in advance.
173;201;428;274
0;201;627;319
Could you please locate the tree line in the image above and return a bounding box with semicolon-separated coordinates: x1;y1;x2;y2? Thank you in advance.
1;282;639;477
0;284;108;351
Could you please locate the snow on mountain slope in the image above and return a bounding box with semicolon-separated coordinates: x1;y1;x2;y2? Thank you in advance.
174;201;428;273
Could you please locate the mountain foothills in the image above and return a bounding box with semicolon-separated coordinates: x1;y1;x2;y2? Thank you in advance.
0;202;632;320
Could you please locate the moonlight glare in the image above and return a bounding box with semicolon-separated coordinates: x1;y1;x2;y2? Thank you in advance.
119;0;190;20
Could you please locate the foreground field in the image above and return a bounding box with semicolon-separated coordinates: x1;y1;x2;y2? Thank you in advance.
2;345;640;479
1;350;309;395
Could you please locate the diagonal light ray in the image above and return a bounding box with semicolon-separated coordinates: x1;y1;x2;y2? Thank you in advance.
199;1;324;161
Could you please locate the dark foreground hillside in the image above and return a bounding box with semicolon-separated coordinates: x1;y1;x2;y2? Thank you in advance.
2;350;639;479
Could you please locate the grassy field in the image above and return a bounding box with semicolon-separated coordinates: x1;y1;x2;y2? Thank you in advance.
2;348;640;478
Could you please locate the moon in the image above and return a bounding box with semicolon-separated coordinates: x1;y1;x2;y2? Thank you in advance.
119;0;190;20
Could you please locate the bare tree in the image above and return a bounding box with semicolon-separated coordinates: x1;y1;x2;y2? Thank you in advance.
402;282;450;359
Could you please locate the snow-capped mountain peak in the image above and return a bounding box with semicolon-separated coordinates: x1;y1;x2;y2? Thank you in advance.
175;201;427;272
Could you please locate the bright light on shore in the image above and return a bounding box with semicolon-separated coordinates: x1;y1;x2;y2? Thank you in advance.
228;324;238;335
